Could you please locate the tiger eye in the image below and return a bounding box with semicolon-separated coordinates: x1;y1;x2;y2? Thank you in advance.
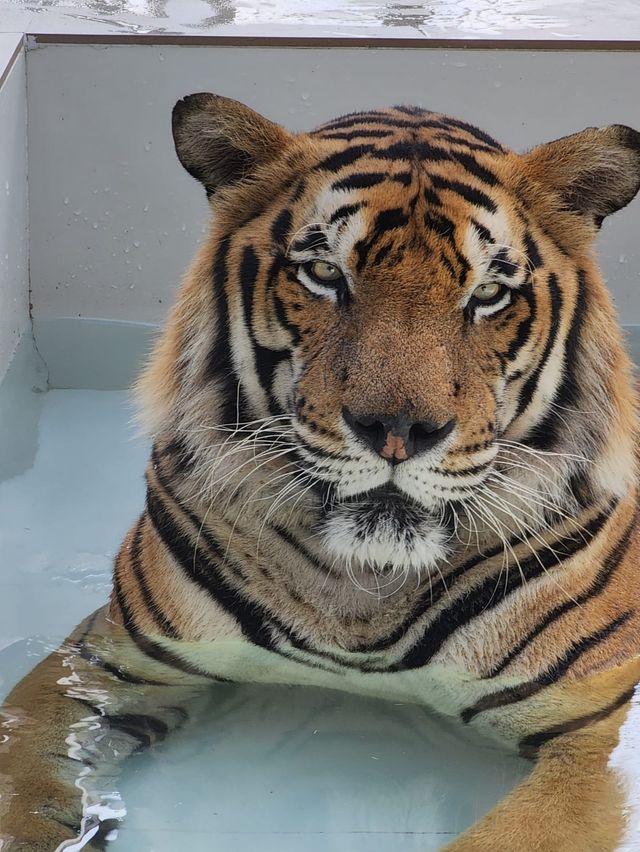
472;281;502;301
310;261;342;282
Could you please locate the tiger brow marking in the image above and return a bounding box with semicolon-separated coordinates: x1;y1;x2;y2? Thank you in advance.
462;610;634;723
290;228;331;253
328;202;364;225
352;207;410;271
489;248;518;277
470;219;495;243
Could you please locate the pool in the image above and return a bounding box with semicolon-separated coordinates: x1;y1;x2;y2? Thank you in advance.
0;320;532;851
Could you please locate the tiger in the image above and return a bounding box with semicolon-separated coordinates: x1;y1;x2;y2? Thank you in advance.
1;92;640;852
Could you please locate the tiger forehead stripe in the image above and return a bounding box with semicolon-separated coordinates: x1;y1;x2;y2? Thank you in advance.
314;106;506;151
311;133;502;189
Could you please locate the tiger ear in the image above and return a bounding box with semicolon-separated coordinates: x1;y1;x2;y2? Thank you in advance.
172;93;292;197
519;124;640;225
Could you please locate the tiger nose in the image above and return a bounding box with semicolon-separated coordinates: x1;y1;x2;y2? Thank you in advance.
342;408;455;464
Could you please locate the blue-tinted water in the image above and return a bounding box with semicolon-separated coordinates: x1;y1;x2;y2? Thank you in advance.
0;322;536;851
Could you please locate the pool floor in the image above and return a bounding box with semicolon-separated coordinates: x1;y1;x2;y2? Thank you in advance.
0;376;529;851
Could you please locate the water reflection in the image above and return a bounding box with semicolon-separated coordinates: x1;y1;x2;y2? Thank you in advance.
0;0;593;36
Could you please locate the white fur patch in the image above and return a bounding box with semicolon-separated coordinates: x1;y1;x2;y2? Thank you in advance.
320;504;449;574
610;682;640;851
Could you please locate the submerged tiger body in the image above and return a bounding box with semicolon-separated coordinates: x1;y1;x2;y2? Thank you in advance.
2;97;640;851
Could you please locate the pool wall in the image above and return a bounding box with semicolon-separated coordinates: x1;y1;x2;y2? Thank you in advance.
0;34;639;382
0;37;28;383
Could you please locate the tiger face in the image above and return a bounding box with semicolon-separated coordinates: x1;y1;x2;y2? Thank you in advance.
144;95;640;577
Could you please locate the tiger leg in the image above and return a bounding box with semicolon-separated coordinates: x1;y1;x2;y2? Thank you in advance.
443;700;634;852
0;606;212;851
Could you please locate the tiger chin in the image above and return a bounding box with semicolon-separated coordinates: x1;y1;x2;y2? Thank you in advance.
2;94;640;852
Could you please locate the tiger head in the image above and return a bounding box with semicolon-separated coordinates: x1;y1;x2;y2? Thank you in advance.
140;94;640;577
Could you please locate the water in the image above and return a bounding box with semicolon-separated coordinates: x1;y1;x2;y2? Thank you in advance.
1;0;639;39
0;321;535;849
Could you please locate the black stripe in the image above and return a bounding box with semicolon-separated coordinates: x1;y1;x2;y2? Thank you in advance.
470;218;495;243
317;110;400;129
316;145;376;172
439;250;456;279
424;187;442;206
391;508;611;670
486;510;635;677
271;208;293;246
317;114;425;132
146;485;277;649
463;610;633;722
518;686;636;758
113;566;220;680
524;231;543;269
317;113;504;152
374;141;451;163
129;515;182;639
392;171;413;186
239;244;290;414
451;244;470;286
424;212;455;241
504;281;536;362
373;207;409;235
146;473;315;659
206;236;243;426
449;149;500;186
270;523;333;575
439;118;505;151
353;538;514;654
526;269;587;451
430;175;497;213
290;227;330;253
435;132;501;153
105;712;169;751
515;272;563;418
489;247;518;277
60;818;119;852
320;129;395;141
78;643;168;686
328;202;363;225
331;172;387;191
373;244;393;266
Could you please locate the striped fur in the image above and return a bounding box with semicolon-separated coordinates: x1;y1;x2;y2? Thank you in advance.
2;96;640;851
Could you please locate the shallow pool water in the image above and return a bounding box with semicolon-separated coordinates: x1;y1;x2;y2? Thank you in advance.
0;323;541;850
